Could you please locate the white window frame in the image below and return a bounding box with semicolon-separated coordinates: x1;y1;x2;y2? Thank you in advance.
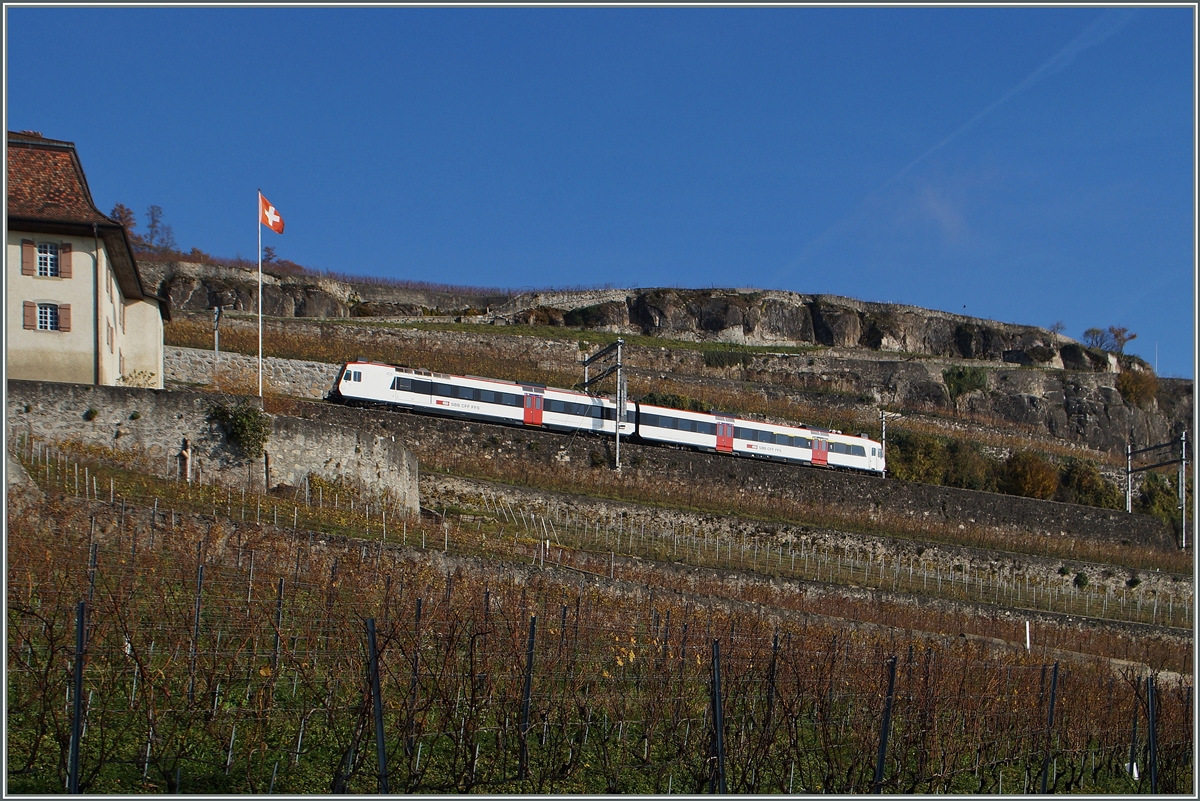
37;243;59;277
37;303;60;330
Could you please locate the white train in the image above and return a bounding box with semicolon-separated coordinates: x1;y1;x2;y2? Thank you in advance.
331;360;885;475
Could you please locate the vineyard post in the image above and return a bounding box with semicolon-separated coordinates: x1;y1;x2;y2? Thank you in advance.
367;618;389;794
1039;661;1059;794
189;561;204;704
1129;675;1141;782
765;631;779;728
87;542;98;610
872;656;898;793
1147;673;1158;793
519;615;537;781
709;638;727;794
407;598;422;756
272;578;284;671
67;600;86;794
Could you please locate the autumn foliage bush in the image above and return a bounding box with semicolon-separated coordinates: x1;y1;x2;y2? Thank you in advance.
1117;368;1158;407
1001;451;1060;500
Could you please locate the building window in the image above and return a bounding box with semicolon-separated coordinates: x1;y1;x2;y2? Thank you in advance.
24;301;70;331
37;243;59;277
38;304;60;330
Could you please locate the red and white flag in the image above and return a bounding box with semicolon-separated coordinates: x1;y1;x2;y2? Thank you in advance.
259;192;284;234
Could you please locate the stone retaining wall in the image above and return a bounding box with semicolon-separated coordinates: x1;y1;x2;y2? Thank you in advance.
166;346;340;400
6;380;418;512
291;398;1178;552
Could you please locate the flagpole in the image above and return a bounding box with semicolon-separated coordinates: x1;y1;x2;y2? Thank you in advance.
257;191;263;398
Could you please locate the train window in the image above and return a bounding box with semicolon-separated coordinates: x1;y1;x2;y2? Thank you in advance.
797;437;811;449
391;377;406;391
758;430;772;443
502;392;520;407
457;386;474;400
696;421;714;435
435;383;453;397
852;445;866;457
411;380;432;395
734;427;752;440
480;390;495;403
352;371;361;382
342;372;351;382
548;400;566;414
678;419;694;432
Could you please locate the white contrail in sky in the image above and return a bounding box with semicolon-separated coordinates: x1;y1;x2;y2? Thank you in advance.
780;8;1139;278
888;8;1139;185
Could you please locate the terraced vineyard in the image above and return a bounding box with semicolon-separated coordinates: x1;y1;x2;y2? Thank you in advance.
5;437;1193;794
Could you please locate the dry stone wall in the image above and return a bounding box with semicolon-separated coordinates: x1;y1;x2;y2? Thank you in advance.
168;312;1190;457
6;380;418;512
285;397;1177;552
161;343;1178;550
166;346;339;400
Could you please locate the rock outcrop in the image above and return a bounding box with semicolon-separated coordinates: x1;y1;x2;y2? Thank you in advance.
142;263;1136;374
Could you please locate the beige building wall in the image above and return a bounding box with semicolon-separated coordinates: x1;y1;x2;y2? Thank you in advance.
122;296;164;386
7;230;163;387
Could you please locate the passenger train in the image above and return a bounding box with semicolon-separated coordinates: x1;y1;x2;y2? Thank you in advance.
330;360;885;475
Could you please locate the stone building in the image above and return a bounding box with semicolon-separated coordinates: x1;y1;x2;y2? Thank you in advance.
6;131;168;387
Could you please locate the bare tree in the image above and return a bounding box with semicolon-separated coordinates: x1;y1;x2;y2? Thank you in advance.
143;206;177;253
1083;326;1137;353
110;203;145;248
1106;325;1136;353
1083;328;1112;350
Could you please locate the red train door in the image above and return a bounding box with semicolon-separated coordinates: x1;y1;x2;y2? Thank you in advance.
523;393;544;426
811;438;828;466
716;419;734;453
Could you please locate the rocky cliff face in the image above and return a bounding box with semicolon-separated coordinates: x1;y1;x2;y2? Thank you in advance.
139;260;508;320
145;262;1191;457
498;288;1117;371
142;263;1125;371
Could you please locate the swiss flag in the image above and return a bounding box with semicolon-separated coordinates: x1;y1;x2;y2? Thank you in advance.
259;192;284;234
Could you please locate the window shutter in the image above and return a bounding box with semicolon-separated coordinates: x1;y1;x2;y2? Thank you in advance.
59;304;71;332
23;301;36;329
21;240;35;276
59;243;72;278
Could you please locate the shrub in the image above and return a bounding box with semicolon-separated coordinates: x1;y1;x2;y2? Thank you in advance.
1056;458;1123;509
943;440;997;492
1073;572;1089;589
703;350;751;369
129;411;142;421
1001;451;1059;500
638;391;714;414
83;408;99;421
210;401;272;459
942;366;988;404
887;431;948;485
1058;565;1070;576
1136;470;1187;531
1116;369;1157;407
589;450;607;468
118;370;158;388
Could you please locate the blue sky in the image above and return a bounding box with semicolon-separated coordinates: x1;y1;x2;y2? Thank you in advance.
6;6;1195;377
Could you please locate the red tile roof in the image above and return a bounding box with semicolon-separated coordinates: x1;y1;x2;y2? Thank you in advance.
7;131;113;225
6;131;170;319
